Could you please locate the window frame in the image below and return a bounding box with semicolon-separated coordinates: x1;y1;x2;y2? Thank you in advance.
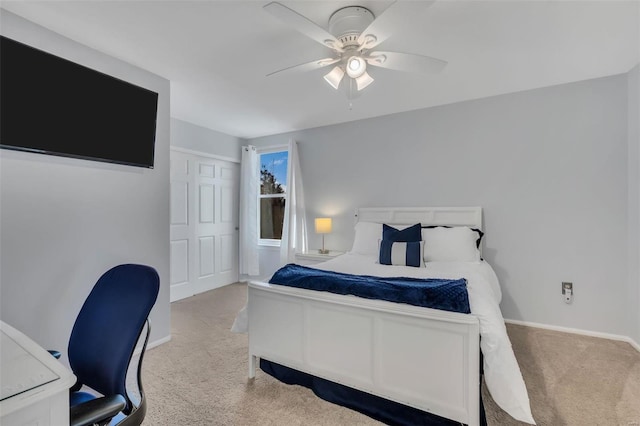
258;145;288;247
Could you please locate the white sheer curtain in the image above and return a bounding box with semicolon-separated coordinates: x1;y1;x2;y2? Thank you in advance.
239;145;260;276
280;139;308;264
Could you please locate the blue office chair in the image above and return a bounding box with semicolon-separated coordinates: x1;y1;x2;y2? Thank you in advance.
62;264;160;426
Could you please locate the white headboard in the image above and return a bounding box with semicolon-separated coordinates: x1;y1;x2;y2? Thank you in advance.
355;207;483;230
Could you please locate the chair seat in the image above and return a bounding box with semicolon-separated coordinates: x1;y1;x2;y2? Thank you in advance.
70;391;98;407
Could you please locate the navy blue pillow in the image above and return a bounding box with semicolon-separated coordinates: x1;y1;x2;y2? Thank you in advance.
382;223;422;242
379;240;423;267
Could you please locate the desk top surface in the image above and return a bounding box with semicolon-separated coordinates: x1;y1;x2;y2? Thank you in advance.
1;331;59;400
0;321;76;416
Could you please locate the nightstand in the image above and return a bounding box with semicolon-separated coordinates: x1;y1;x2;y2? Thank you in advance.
295;250;345;266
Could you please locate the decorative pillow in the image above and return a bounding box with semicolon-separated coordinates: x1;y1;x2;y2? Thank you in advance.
421;226;482;262
382;223;422;242
350;221;383;256
379;240;425;267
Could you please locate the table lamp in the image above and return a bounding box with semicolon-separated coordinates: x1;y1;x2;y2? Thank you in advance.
315;217;332;254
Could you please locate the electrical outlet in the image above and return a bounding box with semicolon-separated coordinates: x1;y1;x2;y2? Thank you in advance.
562;282;573;304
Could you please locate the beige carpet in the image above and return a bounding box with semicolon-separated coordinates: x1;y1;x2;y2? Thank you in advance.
141;283;640;425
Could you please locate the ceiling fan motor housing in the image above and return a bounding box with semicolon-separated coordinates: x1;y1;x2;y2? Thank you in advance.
328;6;374;47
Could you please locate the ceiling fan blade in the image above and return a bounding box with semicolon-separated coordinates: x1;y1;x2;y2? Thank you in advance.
365;51;447;74
264;2;344;52
266;57;339;77
357;1;436;50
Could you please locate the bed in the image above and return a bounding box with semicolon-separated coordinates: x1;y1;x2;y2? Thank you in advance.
242;207;534;425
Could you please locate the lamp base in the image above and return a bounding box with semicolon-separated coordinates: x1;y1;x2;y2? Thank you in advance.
318;249;329;255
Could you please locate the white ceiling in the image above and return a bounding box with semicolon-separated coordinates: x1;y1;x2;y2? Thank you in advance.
1;1;638;139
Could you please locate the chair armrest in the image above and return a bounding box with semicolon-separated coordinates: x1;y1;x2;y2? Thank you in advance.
47;350;61;359
70;394;126;426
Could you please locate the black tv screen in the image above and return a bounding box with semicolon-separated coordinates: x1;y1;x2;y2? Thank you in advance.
1;36;158;168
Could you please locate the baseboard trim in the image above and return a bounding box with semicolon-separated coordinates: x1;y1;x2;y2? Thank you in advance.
134;334;171;356
239;275;272;284
147;335;171;350
504;319;640;352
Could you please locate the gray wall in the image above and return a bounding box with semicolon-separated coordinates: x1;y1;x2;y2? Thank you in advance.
0;11;171;361
250;73;634;339
171;118;244;161
629;64;640;345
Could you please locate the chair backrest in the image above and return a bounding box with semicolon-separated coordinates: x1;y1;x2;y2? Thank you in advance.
69;264;159;405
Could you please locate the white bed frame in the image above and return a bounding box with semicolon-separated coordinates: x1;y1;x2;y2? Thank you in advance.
248;207;483;425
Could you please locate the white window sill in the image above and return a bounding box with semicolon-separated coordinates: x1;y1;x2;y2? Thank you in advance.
258;240;281;248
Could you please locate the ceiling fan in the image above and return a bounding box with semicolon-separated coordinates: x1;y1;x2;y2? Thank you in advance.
264;1;447;98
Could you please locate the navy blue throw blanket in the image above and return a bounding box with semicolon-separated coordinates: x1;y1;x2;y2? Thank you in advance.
269;263;471;314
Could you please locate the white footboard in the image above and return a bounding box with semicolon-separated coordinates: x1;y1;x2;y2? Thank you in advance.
248;281;480;425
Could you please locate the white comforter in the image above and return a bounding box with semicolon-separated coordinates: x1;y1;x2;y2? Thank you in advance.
233;253;535;424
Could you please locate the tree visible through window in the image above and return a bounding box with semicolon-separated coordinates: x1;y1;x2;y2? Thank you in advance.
259;150;288;241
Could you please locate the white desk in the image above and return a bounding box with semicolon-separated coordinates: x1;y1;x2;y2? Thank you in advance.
0;321;76;426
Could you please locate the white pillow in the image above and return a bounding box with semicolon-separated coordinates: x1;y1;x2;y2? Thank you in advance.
421;226;481;262
350;221;383;256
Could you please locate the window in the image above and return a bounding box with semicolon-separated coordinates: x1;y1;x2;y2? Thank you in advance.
259;149;288;245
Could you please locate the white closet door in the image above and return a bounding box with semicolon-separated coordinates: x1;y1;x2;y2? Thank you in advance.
169;151;192;302
170;150;239;302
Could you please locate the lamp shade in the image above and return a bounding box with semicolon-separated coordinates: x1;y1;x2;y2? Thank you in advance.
315;217;332;234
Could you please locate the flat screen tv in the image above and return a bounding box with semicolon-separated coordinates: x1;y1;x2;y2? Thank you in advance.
1;36;158;168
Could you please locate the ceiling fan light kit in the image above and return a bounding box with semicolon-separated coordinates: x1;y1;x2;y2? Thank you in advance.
324;66;345;90
264;1;447;99
355;72;374;91
346;56;366;78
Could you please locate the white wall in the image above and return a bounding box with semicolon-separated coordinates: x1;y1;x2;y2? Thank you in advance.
629;64;640;345
171;117;243;161
255;246;281;281
250;73;633;338
0;11;171;361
